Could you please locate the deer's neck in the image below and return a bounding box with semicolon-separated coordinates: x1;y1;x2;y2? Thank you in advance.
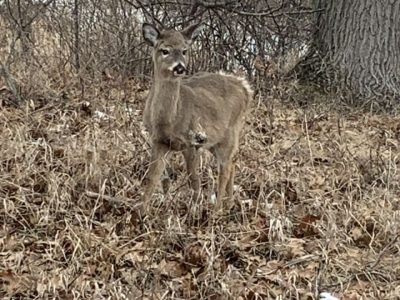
152;77;181;126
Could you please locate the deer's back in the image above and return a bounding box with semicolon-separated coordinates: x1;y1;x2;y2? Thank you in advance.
183;72;250;117
179;72;251;144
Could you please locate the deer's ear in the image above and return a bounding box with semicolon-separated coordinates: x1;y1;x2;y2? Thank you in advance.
181;23;204;44
143;23;160;47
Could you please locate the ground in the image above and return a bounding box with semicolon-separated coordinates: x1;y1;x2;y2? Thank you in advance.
0;80;399;299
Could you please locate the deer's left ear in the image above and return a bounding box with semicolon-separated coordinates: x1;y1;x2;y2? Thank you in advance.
143;23;160;47
181;23;204;44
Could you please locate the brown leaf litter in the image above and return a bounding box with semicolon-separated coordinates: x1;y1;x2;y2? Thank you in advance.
1;80;400;299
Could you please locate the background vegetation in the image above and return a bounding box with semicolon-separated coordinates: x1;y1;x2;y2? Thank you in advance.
0;0;399;299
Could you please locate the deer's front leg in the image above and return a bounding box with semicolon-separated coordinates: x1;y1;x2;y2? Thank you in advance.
183;147;201;199
142;143;169;210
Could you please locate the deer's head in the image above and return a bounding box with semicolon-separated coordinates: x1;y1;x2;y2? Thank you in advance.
143;23;204;78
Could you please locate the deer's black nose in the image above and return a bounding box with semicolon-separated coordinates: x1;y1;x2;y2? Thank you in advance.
173;63;186;75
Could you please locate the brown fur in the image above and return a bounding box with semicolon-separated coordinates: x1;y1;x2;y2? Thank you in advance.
142;23;252;212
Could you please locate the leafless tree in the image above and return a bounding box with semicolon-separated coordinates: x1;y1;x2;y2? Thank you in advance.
0;0;314;106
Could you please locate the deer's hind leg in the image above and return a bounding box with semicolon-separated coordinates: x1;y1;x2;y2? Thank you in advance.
183;147;201;199
214;139;238;212
226;163;235;199
216;160;233;211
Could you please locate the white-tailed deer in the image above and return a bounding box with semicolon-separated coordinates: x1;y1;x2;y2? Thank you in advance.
142;22;252;212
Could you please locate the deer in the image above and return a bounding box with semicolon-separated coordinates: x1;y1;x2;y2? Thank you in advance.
141;22;252;213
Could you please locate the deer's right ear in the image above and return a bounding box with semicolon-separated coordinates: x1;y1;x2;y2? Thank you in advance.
143;23;160;47
181;23;204;44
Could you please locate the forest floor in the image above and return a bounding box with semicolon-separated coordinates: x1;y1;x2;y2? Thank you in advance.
1;79;399;299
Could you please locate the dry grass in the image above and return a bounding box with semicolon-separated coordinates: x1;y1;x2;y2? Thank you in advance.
0;78;399;300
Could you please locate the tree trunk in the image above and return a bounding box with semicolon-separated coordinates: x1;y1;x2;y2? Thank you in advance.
73;0;80;70
308;0;400;102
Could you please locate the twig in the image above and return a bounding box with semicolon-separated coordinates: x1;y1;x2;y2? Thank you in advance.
367;235;399;270
85;190;141;209
284;254;320;268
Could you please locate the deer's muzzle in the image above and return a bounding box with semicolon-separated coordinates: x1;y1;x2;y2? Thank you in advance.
172;63;186;76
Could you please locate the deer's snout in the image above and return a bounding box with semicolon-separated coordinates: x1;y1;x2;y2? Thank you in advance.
172;63;186;76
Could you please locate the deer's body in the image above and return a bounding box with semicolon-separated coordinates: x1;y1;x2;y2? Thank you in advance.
144;72;251;150
142;23;252;211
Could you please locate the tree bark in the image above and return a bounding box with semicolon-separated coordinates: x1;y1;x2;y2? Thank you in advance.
309;0;400;102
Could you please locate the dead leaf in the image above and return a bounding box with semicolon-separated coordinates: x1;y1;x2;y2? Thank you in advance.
184;243;207;268
287;238;306;258
0;270;33;295
342;291;361;300
350;280;371;292
350;227;363;240
294;214;321;238
158;259;187;278
350;226;371;247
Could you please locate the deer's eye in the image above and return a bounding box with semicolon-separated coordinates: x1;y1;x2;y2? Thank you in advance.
182;49;188;55
161;49;170;55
